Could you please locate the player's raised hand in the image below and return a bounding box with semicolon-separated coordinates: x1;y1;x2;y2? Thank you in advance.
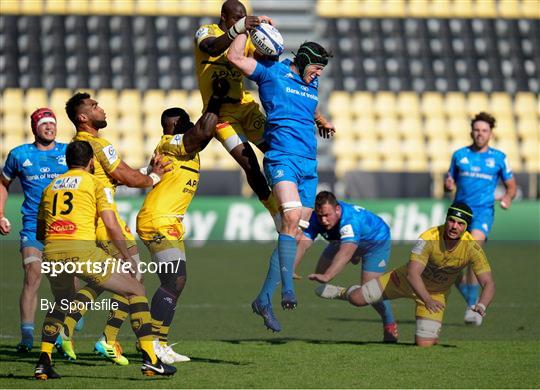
444;175;455;192
315;113;335;139
0;216;11;235
258;15;275;26
244;15;261;31
424;298;445;314
308;273;330;283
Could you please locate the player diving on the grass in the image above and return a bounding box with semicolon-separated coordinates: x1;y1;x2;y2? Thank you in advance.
311;202;496;347
293;191;399;343
227;28;335;332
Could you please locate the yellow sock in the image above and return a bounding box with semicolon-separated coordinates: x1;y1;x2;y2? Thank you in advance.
41;341;54;359
140;340;157;364
261;193;279;216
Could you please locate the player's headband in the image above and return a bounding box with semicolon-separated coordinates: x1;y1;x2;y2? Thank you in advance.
446;204;473;227
294;42;332;78
31;108;56;131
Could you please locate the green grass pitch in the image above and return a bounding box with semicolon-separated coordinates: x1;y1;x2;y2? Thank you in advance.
0;240;539;388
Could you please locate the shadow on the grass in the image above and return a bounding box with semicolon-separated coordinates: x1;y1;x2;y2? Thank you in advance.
219;337;457;348
0;373;170;382
328;317;467;328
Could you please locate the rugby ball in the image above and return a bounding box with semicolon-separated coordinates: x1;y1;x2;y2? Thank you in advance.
250;23;284;57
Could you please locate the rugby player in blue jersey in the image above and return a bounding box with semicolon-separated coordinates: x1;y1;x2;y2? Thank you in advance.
296;191;398;342
228;33;334;331
445;112;516;325
0;108;68;352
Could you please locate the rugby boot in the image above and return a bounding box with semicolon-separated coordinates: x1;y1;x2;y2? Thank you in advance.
251;299;282;332
34;352;61;380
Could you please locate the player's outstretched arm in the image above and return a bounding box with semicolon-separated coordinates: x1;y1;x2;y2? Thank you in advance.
406;261;445;313
199;16;262;57
227;33;257;77
473;271;495;316
183;78;230;154
0;176;12;235
315;108;335;139
308;242;358;283
293;236;314;276
108;154;171;188
500;177;516;209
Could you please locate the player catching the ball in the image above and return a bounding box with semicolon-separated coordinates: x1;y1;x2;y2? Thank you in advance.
228;31;335;331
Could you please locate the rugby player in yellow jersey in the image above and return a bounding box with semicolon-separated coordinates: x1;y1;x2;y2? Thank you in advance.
194;0;282;222
58;92;170;365
137;79;230;364
310;203;496;347
34;141;176;379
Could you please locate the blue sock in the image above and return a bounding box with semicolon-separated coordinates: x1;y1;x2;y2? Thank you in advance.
21;323;34;346
467;284;480;306
278;233;297;295
75;316;85;332
372;300;395;326
257;248;280;306
456;282;469;303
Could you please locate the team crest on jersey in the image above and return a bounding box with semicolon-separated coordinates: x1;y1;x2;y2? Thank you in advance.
53;176;81;190
339;224;355;239
102;145;118;165
57;155;66;165
49;220;77;234
195;27;209;40
167;228;180;238
274;170;284;179
485;158;495;168
170;134;183;145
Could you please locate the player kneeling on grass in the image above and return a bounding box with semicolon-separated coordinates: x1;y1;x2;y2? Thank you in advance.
136;78;232;364
34;141;176;379
298;191;398;342
311;202;495;347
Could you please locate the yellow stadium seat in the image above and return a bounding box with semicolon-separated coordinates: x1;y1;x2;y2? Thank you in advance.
353;117;376;140
0;0;19;13
514;92;538;118
490;93;513;117
332;139;357;159
356;139;379;159
383;0;406;16
421;92;444;117
521;0;540;18
361;0;384;16
45;0;67;13
467;92;489;116
474;0;497;17
66;0;89;14
2;113;25;135
376;117;400;139
144;132;161;155
118;90;141;115
498;0;521;17
445;92;467;117
374;92;397;118
408;0;429;16
397;92;420;118
452;0;474;17
332;118;354;140
380;139;402;159
160;0;183;15
117;115;143;138
89;0;111;14
49;88;71;127
165;90;189;109
2;132;26;155
316;0;339;17
112;0;134;14
523;157;538;173
382;155;404;171
399;116;424;140
352;92;374;118
495;118;517;138
185;91;203;119
143;114;162;139
214;155;238;170
447;117;469;138
517;118;539;140
430;0;452;17
407;156;429;172
137;0;157;15
430;157;451;173
20;0;44;13
2;88;24;115
424;115;448;140
426;138;450;159
119;137;144;167
359;156;382;171
521;141;539;161
142;90;166;115
201;0;223;17
329;91;352;119
24;89;48;116
95;89;118;115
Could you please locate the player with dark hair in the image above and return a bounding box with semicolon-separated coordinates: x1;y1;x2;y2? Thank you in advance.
33;140;176;379
314;203;495;347
194;0;280;224
58;92;170;364
445;111;515;325
287;191;398;342
228;32;335;331
0;108;68;353
137;79;230;363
